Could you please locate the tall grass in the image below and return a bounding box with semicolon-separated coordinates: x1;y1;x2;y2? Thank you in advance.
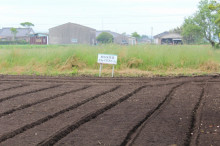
0;44;219;76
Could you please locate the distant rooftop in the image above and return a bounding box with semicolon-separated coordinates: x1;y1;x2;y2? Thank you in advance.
154;31;169;39
0;27;34;37
49;22;96;31
154;31;182;39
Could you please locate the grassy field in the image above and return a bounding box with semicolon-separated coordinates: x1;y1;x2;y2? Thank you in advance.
0;44;219;77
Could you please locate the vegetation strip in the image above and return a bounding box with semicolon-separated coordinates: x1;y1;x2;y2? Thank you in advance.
0;84;29;92
184;86;205;146
0;85;91;118
0;86;120;143
0;85;61;103
36;85;146;146
1;45;220;76
120;83;184;146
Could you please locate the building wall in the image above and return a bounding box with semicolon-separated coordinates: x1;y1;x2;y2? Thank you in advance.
154;33;182;44
113;35;128;44
154;38;161;44
128;37;137;45
49;23;96;45
30;36;47;45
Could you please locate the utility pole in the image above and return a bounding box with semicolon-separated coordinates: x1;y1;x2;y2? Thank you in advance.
101;17;104;30
151;27;153;44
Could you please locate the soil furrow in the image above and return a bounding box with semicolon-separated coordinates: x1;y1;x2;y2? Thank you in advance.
120;83;184;146
0;84;61;103
131;83;203;146
0;75;219;146
194;83;220;146
190;86;207;146
0;83;21;91
0;79;150;84
0;85;84;114
37;85;146;146
0;75;211;85
184;86;205;146
0;84;29;92
0;85;91;118
0;86;120;143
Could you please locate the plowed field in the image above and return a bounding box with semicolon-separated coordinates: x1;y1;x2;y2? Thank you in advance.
0;75;219;146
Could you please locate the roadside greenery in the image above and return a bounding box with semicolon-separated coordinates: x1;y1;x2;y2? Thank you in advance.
0;44;219;76
10;28;18;41
172;0;220;47
209;1;220;27
96;32;113;44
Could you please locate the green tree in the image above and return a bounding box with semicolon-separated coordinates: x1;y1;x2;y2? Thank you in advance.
195;0;219;47
181;16;204;44
209;1;220;27
182;0;219;47
131;32;140;39
96;32;113;44
20;22;34;28
170;26;182;34
10;28;18;41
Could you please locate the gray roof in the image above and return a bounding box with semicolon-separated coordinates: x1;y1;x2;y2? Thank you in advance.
49;22;96;31
154;31;169;39
154;31;182;39
0;28;34;37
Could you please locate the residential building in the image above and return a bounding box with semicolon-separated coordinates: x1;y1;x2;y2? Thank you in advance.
154;31;183;45
0;27;34;42
128;36;137;45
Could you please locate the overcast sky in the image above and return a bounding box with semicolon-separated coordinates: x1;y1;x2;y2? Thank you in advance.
0;0;201;36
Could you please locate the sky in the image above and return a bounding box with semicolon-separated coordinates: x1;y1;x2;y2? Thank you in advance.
0;0;201;36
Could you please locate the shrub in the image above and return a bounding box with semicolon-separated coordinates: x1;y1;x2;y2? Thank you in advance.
96;32;113;44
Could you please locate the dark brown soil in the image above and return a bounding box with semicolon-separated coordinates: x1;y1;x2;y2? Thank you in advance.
0;75;219;146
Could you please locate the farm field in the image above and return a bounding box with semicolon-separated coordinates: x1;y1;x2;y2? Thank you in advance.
0;75;219;146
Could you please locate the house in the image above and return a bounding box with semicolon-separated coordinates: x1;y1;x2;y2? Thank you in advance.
49;22;96;45
0;29;2;38
0;27;34;42
30;33;48;45
154;31;183;45
127;36;137;45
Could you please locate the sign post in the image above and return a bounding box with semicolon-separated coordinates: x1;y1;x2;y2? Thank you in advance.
97;54;117;77
99;63;103;77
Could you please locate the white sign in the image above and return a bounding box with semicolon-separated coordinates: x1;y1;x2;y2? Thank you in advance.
71;38;78;43
97;54;117;65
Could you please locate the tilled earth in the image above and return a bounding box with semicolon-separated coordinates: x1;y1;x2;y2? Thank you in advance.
0;75;219;146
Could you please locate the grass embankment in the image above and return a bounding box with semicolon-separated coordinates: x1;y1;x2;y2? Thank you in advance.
0;44;219;77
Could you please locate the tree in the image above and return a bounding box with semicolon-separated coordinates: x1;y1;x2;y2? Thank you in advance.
10;28;18;41
181;16;204;44
131;32;140;39
20;22;34;28
169;26;182;34
96;32;113;44
209;1;220;27
195;0;219;47
181;0;220;47
122;32;127;35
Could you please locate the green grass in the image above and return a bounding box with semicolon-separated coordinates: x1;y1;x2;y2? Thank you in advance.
0;44;219;76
